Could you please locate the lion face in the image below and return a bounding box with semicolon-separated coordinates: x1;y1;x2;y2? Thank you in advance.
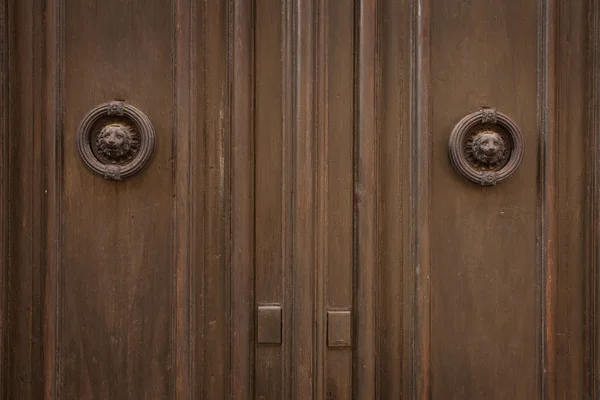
96;123;134;160
471;131;506;166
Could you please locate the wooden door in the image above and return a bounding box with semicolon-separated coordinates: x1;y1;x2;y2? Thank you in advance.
1;0;598;399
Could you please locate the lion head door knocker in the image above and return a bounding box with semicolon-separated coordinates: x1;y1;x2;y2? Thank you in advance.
77;101;156;180
448;107;523;186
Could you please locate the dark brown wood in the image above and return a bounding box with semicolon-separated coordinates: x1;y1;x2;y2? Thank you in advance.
431;0;538;396
0;0;8;398
539;0;558;398
555;2;588;398
379;1;412;398
292;0;315;398
3;0;600;399
42;1;60;398
324;2;354;398
196;0;230;397
61;0;175;397
281;1;293;398
7;2;36;397
354;0;377;398
412;0;432;398
314;1;327;398
587;1;600;398
231;0;255;398
174;0;195;397
254;0;286;397
6;1;61;398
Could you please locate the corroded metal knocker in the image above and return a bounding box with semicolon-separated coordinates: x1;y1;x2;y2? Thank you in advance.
77;101;156;180
448;107;523;186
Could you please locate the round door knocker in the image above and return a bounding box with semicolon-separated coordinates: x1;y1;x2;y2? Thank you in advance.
448;107;523;186
77;101;156;180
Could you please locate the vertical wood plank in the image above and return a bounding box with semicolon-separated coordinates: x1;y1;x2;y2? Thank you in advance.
411;0;431;397
553;1;587;398
230;0;255;398
5;1;62;398
42;0;61;398
0;0;8;397
354;0;377;398
197;0;231;398
378;0;411;397
61;0;175;397
314;0;327;398
281;0;294;397
7;2;36;397
323;1;354;398
538;0;558;398
587;0;600;397
31;2;45;395
254;0;286;396
430;1;538;398
31;1;49;396
292;0;315;397
174;0;194;397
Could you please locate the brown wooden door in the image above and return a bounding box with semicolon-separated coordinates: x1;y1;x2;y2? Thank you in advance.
1;0;598;399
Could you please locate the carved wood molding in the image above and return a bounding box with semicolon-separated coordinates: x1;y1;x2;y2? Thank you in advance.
448;107;524;186
77;101;156;180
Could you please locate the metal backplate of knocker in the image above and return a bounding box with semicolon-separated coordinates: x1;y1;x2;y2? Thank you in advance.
448;107;523;186
77;101;156;180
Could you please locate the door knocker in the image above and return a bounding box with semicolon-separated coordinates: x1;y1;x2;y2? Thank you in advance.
448;107;523;186
77;101;156;180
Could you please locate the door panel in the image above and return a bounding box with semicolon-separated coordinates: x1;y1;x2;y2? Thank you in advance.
555;3;588;397
199;1;229;398
1;0;599;399
62;1;175;398
430;1;539;398
254;0;285;398
324;2;355;397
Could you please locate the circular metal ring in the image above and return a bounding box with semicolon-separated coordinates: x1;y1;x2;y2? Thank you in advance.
448;108;523;186
77;101;156;180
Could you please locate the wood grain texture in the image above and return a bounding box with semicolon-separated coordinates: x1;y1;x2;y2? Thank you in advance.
7;1;38;396
314;1;327;398
553;1;587;398
196;0;231;398
292;0;316;398
587;1;600;398
0;0;7;397
354;0;378;397
230;0;255;398
174;0;195;397
379;0;411;397
281;0;293;397
254;0;285;396
324;2;354;398
42;0;61;398
2;1;599;399
539;0;558;398
430;0;538;398
61;0;175;397
6;1;62;398
411;0;432;397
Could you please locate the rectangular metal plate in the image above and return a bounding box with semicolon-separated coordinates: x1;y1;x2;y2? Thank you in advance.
257;305;282;344
327;310;352;347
